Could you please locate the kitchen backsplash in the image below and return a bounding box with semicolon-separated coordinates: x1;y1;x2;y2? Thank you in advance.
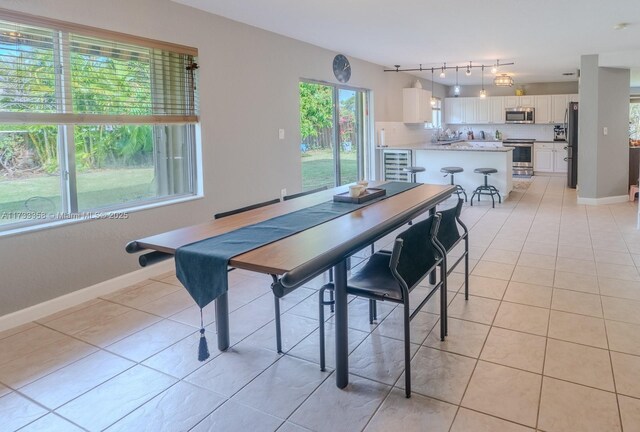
447;124;556;141
375;122;556;146
375;122;436;147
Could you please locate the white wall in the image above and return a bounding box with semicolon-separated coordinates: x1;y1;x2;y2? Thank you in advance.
0;0;425;316
578;54;630;200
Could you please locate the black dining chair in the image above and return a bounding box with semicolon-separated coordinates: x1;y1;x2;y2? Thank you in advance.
318;214;446;398
435;199;469;336
282;185;328;201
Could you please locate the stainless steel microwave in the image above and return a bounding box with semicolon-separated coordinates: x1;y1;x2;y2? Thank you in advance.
505;107;535;124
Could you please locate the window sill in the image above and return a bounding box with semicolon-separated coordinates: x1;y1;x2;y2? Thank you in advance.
0;194;204;239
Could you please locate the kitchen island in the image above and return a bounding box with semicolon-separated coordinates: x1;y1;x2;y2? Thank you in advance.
379;142;513;199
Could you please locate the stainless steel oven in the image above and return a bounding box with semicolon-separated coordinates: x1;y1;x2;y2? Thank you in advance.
502;139;535;176
505;108;535;124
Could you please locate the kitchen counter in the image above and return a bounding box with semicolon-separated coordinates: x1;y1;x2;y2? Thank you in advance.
376;140;511;152
377;142;513;198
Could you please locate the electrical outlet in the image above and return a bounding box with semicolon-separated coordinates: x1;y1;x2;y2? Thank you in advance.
279;129;285;140
280;188;287;200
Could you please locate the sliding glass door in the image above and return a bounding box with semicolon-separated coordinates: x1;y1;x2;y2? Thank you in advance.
299;81;369;190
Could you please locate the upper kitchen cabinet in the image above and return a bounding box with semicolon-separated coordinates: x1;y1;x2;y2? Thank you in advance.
403;88;432;123
445;93;576;126
445;97;477;124
462;98;477;124
489;97;505;124
551;94;569;124
476;97;490;123
477;96;505;124
504;95;534;108
535;95;552;124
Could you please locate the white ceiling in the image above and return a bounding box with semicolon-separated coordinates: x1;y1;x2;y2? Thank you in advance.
173;0;640;87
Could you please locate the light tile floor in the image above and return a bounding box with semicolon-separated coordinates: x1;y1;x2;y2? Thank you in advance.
1;176;640;431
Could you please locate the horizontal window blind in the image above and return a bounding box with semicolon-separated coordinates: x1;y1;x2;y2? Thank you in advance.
0;14;198;125
0;20;57;113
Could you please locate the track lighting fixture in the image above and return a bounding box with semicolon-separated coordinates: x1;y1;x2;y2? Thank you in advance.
480;65;487;98
454;66;460;96
430;69;436;106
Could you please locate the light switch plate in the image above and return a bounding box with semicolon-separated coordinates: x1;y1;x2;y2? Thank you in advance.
279;129;285;140
603;127;608;136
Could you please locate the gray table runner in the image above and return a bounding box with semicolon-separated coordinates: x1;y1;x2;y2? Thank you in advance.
175;181;419;309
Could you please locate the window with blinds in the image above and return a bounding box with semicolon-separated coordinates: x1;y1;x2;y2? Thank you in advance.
0;12;199;232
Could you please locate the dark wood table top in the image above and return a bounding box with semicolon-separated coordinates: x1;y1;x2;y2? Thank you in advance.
134;182;455;275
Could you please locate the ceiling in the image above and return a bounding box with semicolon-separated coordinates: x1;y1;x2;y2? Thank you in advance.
173;0;640;87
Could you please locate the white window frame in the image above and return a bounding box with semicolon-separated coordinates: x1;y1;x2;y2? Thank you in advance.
0;10;200;235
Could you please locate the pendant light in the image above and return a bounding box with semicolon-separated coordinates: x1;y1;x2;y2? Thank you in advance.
430;68;436;106
439;62;446;79
465;61;472;76
491;59;500;74
479;65;487;98
494;74;514;86
454;66;460;96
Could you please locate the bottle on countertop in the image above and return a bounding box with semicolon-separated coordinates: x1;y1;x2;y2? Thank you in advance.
495;129;501;140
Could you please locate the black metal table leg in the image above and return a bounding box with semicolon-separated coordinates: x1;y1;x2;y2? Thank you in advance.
429;207;437;285
215;292;230;351
334;259;349;389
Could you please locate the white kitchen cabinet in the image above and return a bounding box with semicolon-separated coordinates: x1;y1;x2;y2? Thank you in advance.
551;94;569;124
535;142;567;173
554;142;568;173
534;143;555;173
463;97;477;124
489;97;505;124
445;97;475;124
403;88;432;123
504;96;518;109
504;95;534;109
445;97;463;124
475;97;490;123
445;93;575;126
535;95;552;124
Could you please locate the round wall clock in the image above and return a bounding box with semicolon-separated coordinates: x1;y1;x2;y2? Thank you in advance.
333;54;351;83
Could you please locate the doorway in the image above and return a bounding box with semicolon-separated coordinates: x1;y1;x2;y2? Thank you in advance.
299;81;369;190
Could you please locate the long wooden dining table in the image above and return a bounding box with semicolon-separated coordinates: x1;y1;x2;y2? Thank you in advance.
127;181;455;389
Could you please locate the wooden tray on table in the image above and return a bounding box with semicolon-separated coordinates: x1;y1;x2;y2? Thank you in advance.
333;188;386;204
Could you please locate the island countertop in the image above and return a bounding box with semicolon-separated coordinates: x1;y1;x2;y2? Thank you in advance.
376;141;512;152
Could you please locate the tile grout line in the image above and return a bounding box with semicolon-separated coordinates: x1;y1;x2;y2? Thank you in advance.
589;205;625;432
535;176;564;431
447;176;534;432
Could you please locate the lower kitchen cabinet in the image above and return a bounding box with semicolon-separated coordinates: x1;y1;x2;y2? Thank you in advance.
554;143;568;173
534;142;567;174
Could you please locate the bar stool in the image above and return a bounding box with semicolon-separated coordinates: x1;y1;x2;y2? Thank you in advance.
440;166;467;202
402;166;425;183
470;168;501;208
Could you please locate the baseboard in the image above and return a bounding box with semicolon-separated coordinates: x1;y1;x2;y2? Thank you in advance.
0;259;175;333
577;195;629;205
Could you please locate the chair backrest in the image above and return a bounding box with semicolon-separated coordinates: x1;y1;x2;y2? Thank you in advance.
282;185;328;201
213;198;280;220
436;198;464;252
390;214;442;291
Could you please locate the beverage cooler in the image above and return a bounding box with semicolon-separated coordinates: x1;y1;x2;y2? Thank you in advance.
381;149;411;182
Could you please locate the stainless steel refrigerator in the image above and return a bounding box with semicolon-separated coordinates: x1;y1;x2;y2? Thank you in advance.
566;102;579;188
